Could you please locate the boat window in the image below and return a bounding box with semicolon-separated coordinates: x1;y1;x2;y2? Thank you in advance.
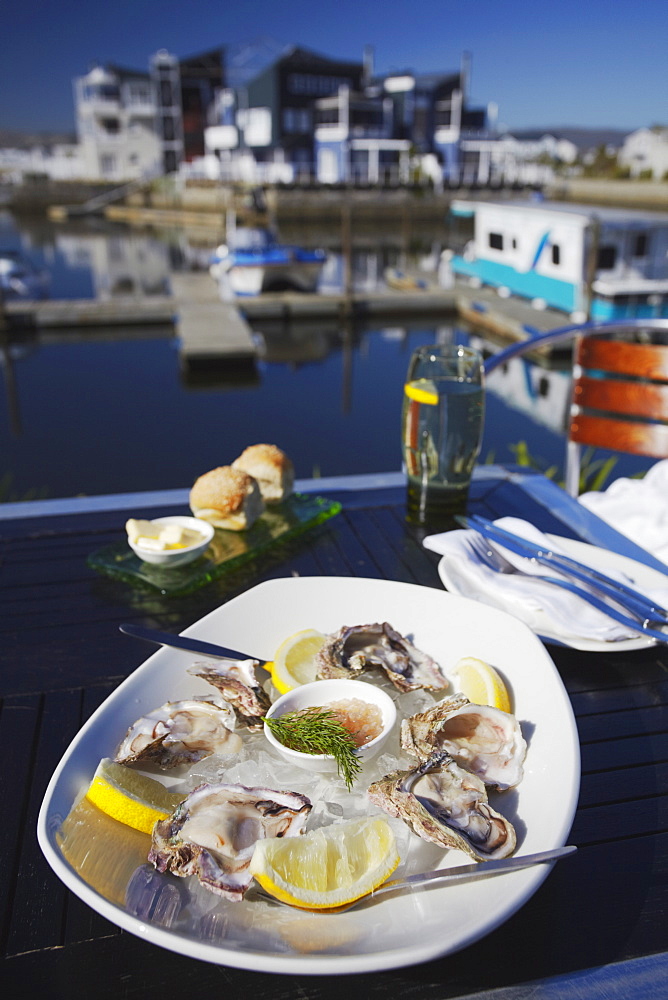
597;245;617;270
488;232;503;251
633;233;648;257
551;244;560;265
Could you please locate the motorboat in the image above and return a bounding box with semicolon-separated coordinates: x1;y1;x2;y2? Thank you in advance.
449;199;668;321
0;249;50;301
209;226;326;298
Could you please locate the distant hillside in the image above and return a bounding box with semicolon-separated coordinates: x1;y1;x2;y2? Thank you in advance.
0;128;77;148
506;127;633;150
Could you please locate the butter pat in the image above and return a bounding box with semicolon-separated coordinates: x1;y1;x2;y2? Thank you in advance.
125;518;203;551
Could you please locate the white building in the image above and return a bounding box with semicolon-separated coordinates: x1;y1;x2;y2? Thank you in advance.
0;143;85;183
74;65;163;181
619;127;668;179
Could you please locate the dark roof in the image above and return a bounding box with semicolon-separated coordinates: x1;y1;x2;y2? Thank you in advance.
275;45;363;72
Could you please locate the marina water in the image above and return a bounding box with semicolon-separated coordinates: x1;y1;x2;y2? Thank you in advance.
0;211;656;502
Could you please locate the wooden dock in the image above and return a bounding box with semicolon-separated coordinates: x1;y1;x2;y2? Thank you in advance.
4;296;174;328
169;272;256;364
2;275;574;363
455;284;575;351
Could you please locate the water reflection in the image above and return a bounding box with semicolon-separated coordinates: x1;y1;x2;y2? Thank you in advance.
1;211;656;500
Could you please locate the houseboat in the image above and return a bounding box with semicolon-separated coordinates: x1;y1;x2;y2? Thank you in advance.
449;199;668;321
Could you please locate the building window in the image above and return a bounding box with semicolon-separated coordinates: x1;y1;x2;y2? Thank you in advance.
100;154;116;175
162;116;176;141
127;83;151;105
160;81;174;107
488;232;503;251
283;108;311;133
597;245;617;270
288;73;350;96
633;232;648;257
551;244;561;265
100;118;120;134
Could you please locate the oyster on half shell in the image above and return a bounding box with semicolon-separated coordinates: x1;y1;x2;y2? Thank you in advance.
316;622;448;692
401;694;527;790
115;696;242;768
149;781;312;900
189;659;270;730
368;750;516;861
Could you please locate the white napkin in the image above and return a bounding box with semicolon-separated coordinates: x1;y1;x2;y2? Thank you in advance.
579;459;668;564
424;516;668;644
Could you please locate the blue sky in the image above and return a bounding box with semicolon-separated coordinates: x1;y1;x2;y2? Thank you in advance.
1;0;666;133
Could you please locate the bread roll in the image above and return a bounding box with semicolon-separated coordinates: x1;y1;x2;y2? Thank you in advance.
232;444;294;504
189;466;264;531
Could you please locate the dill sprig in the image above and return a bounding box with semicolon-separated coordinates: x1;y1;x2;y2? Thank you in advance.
265;707;362;790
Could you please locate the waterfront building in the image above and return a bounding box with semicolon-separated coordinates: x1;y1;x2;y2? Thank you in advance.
313;83;411;185
74;64;162;181
619;126;668;180
204;46;364;183
73;48;224;181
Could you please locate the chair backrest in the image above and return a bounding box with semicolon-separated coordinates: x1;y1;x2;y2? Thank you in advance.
565;336;668;495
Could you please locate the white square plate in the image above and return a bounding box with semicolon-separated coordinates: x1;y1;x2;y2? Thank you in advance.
38;577;580;976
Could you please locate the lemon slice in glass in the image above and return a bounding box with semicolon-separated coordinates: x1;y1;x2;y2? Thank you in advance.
85;758;185;834
249;817;400;910
270;628;328;694
404;378;439;405
453;656;512;713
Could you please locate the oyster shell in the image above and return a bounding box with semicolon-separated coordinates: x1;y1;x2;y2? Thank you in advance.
115;697;242;768
368;751;516;860
149;781;312;900
316;622;448;692
401;694;527;790
189;659;270;730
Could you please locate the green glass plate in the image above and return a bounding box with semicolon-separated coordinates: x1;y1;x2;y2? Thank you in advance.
87;494;341;596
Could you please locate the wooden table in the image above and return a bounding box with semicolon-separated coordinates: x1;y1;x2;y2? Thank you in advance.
2;468;667;998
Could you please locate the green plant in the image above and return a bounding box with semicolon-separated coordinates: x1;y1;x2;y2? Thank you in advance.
0;472;49;504
497;440;638;495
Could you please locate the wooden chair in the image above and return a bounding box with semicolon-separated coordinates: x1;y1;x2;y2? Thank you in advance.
565;335;668;495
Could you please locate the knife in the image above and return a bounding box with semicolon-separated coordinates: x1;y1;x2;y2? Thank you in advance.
119;622;268;666
459;515;668;625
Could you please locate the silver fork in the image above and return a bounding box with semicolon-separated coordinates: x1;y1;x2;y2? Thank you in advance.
465;535;668;645
250;845;577;913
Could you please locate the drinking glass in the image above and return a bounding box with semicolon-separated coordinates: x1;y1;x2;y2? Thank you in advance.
401;344;485;529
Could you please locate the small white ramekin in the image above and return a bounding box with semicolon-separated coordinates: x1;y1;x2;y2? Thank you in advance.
127;515;214;567
263;678;396;774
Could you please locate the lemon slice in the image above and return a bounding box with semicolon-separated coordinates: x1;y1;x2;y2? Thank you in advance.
404;378;439;405
453;656;512;713
85;758;185;835
249;817;400;910
270;628;328;694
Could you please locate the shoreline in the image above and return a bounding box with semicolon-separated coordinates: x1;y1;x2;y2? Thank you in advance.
4;177;667;223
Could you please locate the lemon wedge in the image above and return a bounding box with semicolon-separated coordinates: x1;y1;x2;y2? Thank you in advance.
404;378;439;405
453;656;512;713
249;817;400;910
270;628;328;694
85;758;185;835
